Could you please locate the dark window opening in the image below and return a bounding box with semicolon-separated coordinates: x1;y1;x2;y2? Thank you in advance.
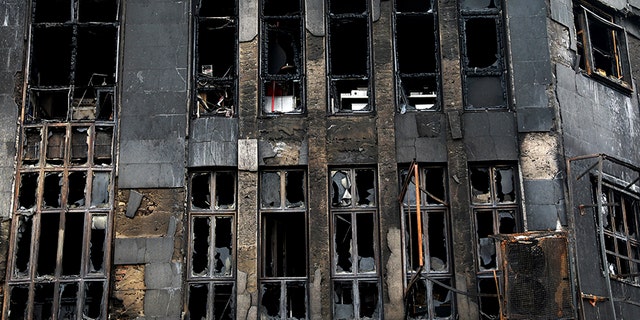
75;26;117;88
261;170;306;209
333;212;377;275
335;213;353;273
28;89;70;122
332;169;376;208
476;210;497;270
83;281;104;318
356;214;375;273
59;283;79;319
574;5;632;90
358;282;379;318
188;284;209;319
213;217;233;276
192;217;210;275
34;283;55;319
22;127;42;165
31;27;73;87
334;281;355;319
464;18;498;68
470;167;491;204
261;1;304;115
395;7;439;112
355;169;375;207
18;173;38;209
428;212;448;272
37;213;60;276
433;280;453;317
34;0;72;23
188;283;235;319
261;282;282;317
78;0;119;22
14;215;33;277
194;2;238;117
327;2;372;114
46;127;66;165
192;173;211;209
8;286;29;320
332;280;380;319
263;212;306;277
478;278;500;320
285;170;305;207
68;171;87;207
62;212;85;275
43;173;62;208
213;284;234;319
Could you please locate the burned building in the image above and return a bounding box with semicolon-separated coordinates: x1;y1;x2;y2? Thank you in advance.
0;0;639;319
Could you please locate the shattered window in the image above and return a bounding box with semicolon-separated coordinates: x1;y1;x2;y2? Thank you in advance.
597;184;640;284
469;164;520;320
193;0;238;117
574;4;632;91
398;164;454;319
327;0;373;114
260;0;305;115
187;170;237;318
259;169;308;318
459;1;508;109
7;2;119;317
330;167;380;319
394;0;440;113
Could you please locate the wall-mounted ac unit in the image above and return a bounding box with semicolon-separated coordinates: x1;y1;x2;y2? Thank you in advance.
500;232;575;319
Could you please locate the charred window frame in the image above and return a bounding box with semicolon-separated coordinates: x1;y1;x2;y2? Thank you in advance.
459;0;508;110
399;164;454;319
260;0;305;115
259;169;308;319
393;0;441;113
193;0;238;118
326;0;374;114
595;183;640;285
469;164;520;320
574;4;632;92
330;168;381;319
5;1;119;318
187;170;237;319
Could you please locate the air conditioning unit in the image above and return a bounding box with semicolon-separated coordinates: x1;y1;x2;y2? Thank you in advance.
500;232;575;319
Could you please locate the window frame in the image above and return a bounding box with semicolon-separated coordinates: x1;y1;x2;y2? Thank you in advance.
186;170;238;319
574;4;633;92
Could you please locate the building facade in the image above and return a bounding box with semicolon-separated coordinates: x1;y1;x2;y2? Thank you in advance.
0;0;639;319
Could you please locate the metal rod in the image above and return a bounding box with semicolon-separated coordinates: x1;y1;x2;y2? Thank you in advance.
414;163;423;267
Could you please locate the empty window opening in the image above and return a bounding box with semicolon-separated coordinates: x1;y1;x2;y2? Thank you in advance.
75;26;117;88
334;281;355;319
476;210;496;270
59;283;79;319
34;283;55;319
335;213;353;273
8;285;29;320
477;278;500;320
37;213;60;276
406;279;429;318
433;281;453;317
285;170;304;207
464;18;498;68
261;282;282;318
188;284;209;319
333;281;380;319
574;5;632;90
327;1;372;114
78;0;119;22
28;89;70;122
495;167;515;203
428;212;448;272
62;212;85;275
333;212;377;275
212;284;234;319
68;171;87;207
73;81;114;121
194;2;238;117
395;3;439;112
356;214;376;273
46;128;66;165
355;169;375;206
89;215;107;273
71;127;89;165
31;27;73;87
94;126;113;165
83;281;104;318
43;173;62;208
405;278;454;319
188;283;235;319
215;172;235;209
213;217;233;276
470;167;490;203
192;173;211;209
22;127;42;165
14;215;33;277
34;0;72;23
91;172;111;207
263;212;306;277
18;172;39;209
260;281;307;319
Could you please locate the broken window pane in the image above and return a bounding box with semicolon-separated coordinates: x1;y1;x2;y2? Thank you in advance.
91;172;111;207
34;283;55;319
27;89;70;122
68;171;87;208
14;215;33;277
192;217;211;276
8;285;29;320
478;278;499;320
215;172;235;209
59;283;79;319
428;212;448;272
498;210;516;234
46;128;66;165
96;89;115;120
43;173;62;208
22;127;41;165
18;172;39;209
261;172;281;208
89;215;107;273
425;167;446;205
464;18;498;68
94;127;113;165
37;213;60;276
83;281;104;319
333;281;355;319
404;210;421;271
263;212;306;277
188;283;209;319
358;281;379;318
62;212;85;276
495;167;515;202
214;216;233;277
192;173;211;209
261;282;281;318
330;79;371;113
355;169;375;207
286;282;307;319
71;127;89;165
332;170;352;207
433;279;453;317
356;214;375;273
400;169;416;205
470;167;491;204
285;170;304;208
406;279;428;318
476;210;496;270
213;284;234;319
335;213;353;273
